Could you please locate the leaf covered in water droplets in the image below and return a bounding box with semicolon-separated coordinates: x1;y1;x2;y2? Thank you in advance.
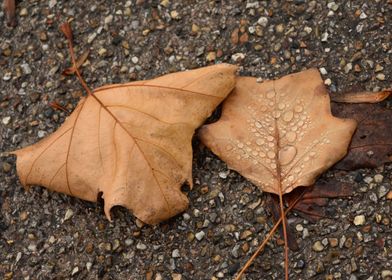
199;69;357;195
12;64;237;225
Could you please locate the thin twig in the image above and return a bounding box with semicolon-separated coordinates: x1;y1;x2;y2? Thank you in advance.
60;22;92;96
234;190;306;280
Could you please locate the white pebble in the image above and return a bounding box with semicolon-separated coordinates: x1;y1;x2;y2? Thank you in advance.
63;209;74;221
257;17;268;27
295;224;304;232
21;63;32;75
71;266;79;276
353;215;366;226
3;72;12;81
231;53;245;62
319;67;328;75
374;174;384;183
324;78;332;86
321;32;329;42
104;15;113;25
136;242;147;250
38;131;46;138
2;117;11;125
172;249;180;258
195;231;205;241
131;56;139;64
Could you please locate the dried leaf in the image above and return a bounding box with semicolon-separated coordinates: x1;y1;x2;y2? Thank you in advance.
12;64;237;224
62;50;90;76
331;89;391;103
199;69;357;195
269;180;353;250
4;0;16;27
332;99;392;170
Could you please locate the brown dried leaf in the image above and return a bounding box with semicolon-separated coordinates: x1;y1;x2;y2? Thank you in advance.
12;64;237;224
332;99;392;170
269;180;353;250
4;0;16;27
199;69;357;195
331;89;391;103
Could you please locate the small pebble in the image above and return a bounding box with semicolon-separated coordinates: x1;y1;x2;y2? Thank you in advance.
195;231;205;241
131;57;139;64
19;8;28;16
3;162;12;173
257;17;268;27
63;209;74;221
231;53;245;62
136;242;147;250
2;117;11;125
382;270;392;279
354;215;366;226
86;262;92;271
324;78;332;86
319;67;327;75
312;241;324;252
295;224;304;232
376;73;385;81
374;174;383;183
172;249;180;258
71;267;79;276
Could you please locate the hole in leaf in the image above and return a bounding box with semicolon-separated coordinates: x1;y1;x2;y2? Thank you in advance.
360;135;367;139
181;183;191;193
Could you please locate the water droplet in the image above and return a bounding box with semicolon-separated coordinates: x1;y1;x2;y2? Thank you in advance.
267;151;276;159
279;145;297;165
237;143;244;148
288;175;295;182
278;103;285;110
255;121;262;128
259;152;266;158
310;151;316;157
325;139;331;144
246;141;251;145
252;150;258;156
286;131;296;142
255;133;261;137
266;91;275;99
268;142;274;147
267;136;274;142
298;120;304;126
273;111;281;118
269;102;274;106
260;105;267;112
283;111;294;122
246;147;251;152
291;126;298;131
266;159;271;163
304;156;310;162
271;163;277;169
256;139;264;146
294;105;303;113
294;167;301;173
226;145;233;151
236;155;241;160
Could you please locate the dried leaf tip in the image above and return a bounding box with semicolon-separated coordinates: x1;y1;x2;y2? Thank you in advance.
60;22;73;42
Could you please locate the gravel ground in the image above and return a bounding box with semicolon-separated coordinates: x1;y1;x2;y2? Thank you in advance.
1;0;392;279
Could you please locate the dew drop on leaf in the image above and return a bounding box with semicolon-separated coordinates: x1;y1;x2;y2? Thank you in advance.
278;145;297;165
283;111;294;122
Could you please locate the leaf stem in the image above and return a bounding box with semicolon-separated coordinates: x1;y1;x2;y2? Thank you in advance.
234;190;305;280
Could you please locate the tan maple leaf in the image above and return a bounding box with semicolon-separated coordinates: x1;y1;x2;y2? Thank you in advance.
199;69;357;195
12;64;237;224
